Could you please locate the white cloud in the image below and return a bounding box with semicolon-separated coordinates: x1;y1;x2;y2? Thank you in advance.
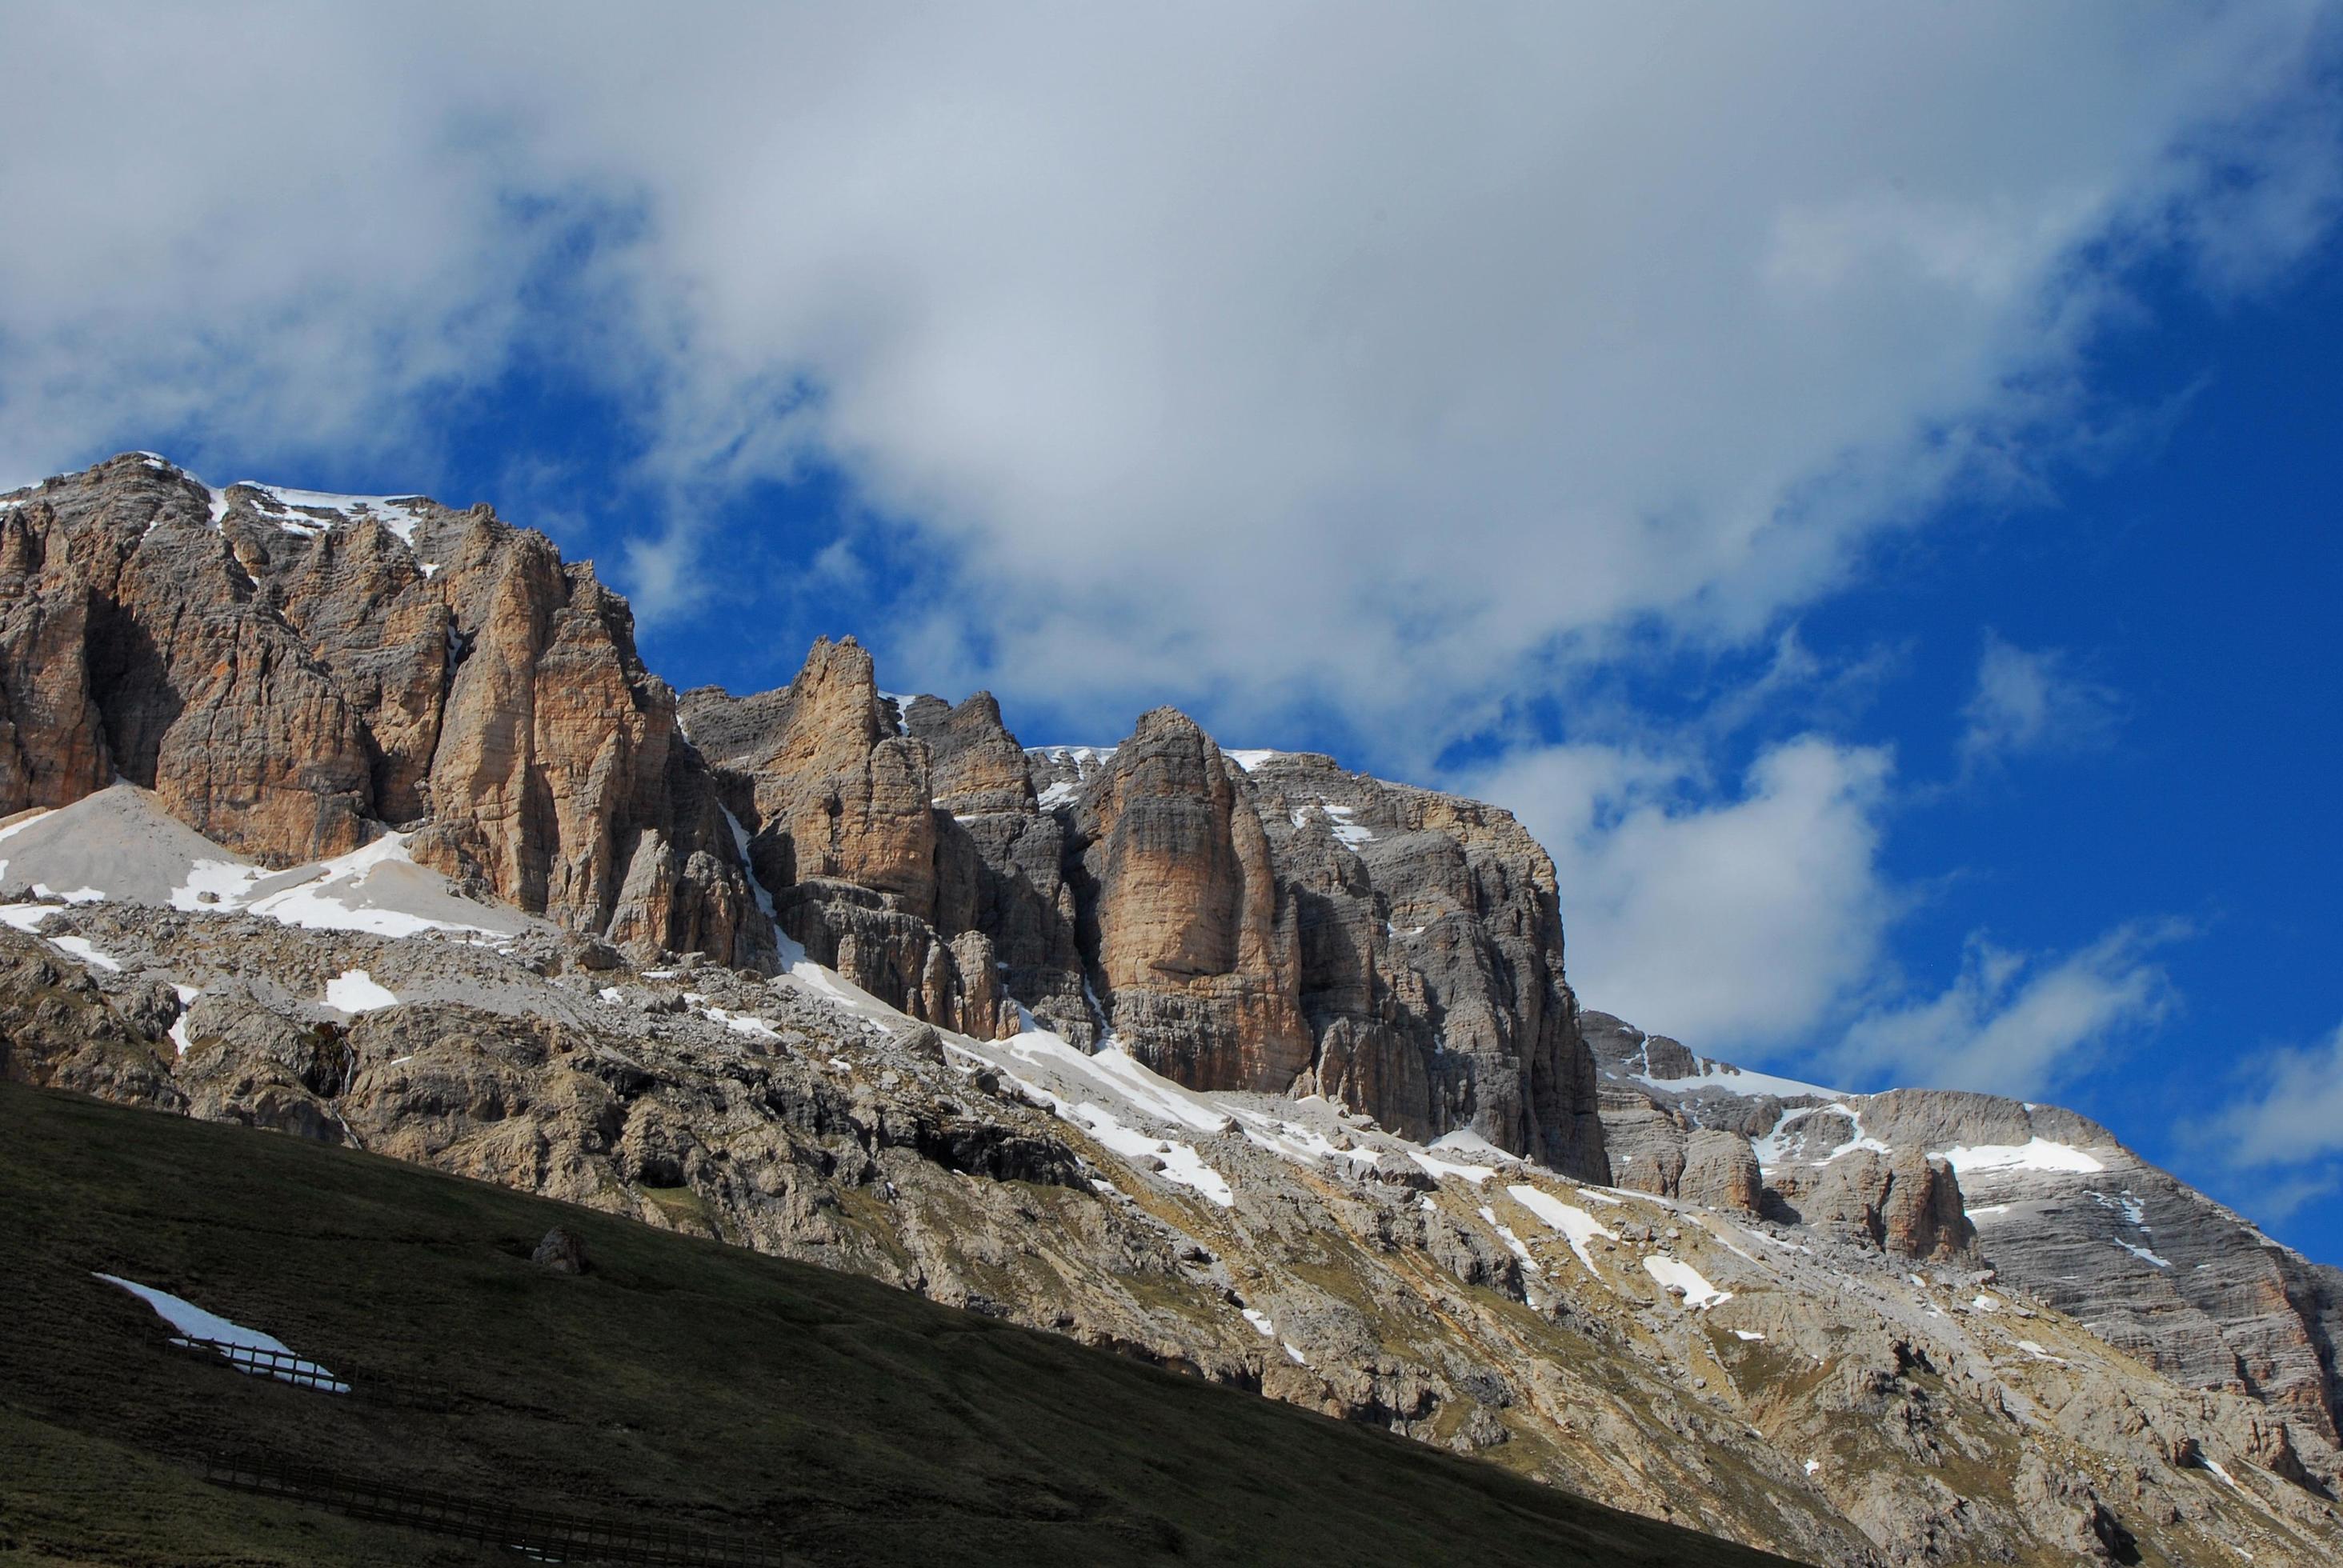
1470;736;1897;1052
1958;632;2122;771
2209;1021;2343;1167
0;4;2335;750
1832;923;2183;1096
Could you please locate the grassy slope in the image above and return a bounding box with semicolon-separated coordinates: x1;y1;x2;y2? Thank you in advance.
0;1084;1800;1566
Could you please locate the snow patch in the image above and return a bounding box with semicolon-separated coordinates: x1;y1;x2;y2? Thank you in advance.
1290;801;1372;848
47;934;122;972
93;1273;347;1394
169;984;199;1057
322;969;398;1014
1228;1109;1379;1170
1506;1185;1616;1270
1643;1254;1731;1309
1241;1307;1276;1338
703;1006;781;1042
1479;1206;1542;1274
1409;1150;1500;1186
170;829;525;939
721;806;778;922
1934;1138;2106;1176
230;482;431;548
1636;1058;1844;1101
1752;1102;1887;1169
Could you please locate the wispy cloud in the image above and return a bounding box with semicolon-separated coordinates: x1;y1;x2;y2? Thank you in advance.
1831;922;2185;1096
2206;1021;2343;1167
1957;632;2123;774
2181;1020;2343;1230
1470;734;1900;1053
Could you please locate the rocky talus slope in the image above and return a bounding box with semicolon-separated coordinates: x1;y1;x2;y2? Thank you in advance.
1585;1014;2343;1496
2;454;2340;1564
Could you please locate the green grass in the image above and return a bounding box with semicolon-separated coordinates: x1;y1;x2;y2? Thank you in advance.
0;1083;1800;1566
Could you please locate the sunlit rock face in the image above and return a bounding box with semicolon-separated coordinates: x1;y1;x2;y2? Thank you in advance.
0;454;765;966
683;674;1612;1171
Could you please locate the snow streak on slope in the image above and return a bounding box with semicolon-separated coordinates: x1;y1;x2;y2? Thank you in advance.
93;1272;348;1393
0;784;534;941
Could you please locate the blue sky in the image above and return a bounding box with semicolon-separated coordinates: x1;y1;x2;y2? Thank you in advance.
2;4;2338;1257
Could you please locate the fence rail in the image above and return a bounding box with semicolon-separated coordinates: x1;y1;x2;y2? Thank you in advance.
205;1454;785;1567
160;1331;456;1410
168;1334;349;1392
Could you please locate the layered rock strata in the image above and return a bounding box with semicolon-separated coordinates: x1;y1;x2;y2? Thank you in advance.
0;454;766;967
1586;1008;2343;1491
684;681;1609;1175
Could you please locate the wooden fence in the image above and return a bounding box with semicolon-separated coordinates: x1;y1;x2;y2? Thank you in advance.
205;1454;786;1566
162;1331;456;1410
166;1334;348;1392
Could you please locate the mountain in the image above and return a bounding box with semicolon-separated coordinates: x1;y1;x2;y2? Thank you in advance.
3;453;2341;1564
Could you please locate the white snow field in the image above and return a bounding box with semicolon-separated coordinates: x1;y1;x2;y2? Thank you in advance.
93;1272;349;1393
0;785;535;939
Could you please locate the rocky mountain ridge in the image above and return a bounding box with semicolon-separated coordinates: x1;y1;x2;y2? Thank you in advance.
4;453;2340;1564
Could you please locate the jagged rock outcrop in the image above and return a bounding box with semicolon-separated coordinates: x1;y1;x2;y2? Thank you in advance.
1230;750;1605;1178
685;677;1611;1173
1064;710;1312;1094
1780;1147;1975;1261
677;642;1011;1039
691;637;939;906
0;455;767;966
1587;1008;2343;1494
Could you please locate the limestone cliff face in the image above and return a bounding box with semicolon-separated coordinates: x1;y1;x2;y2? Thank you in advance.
0;455;766;965
1224;749;1607;1177
678;642;1009;1041
1063;710;1312;1094
2;459;378;859
659;686;1612;1176
8;454;1611;1166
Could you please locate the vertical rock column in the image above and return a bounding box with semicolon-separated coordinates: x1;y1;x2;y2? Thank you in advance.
1067;708;1312;1091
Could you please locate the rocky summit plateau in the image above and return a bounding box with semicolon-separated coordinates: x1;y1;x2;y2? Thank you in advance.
2;453;2340;1565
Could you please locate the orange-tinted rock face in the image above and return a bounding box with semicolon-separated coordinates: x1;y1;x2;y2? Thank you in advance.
0;456;767;965
0;510;118;813
676;642;1007;1038
3;459;376;863
9;455;1605;1165
1067;708;1312;1094
704;638;939;914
